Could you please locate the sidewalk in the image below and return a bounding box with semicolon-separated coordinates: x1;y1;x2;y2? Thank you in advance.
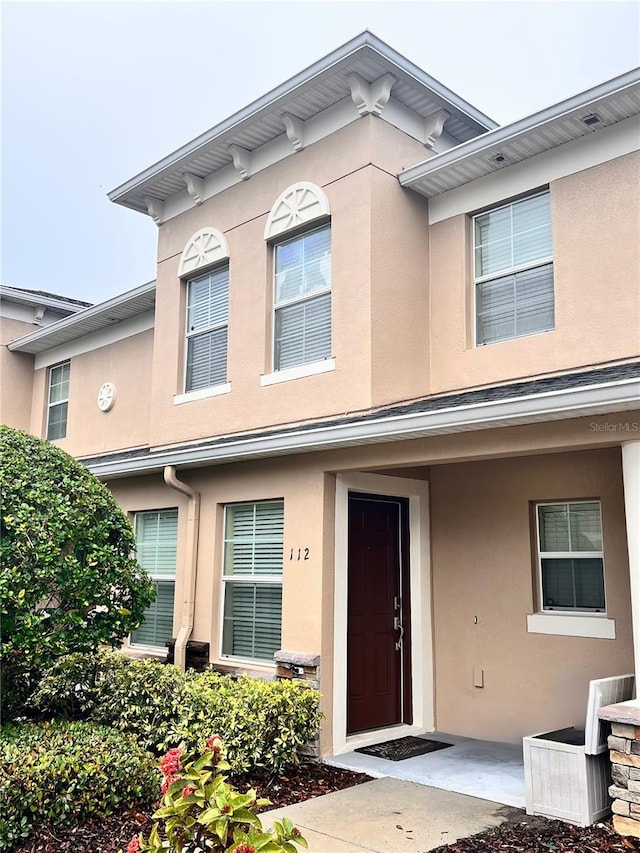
262;776;524;853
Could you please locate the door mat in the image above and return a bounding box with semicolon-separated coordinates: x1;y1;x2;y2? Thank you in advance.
355;736;453;761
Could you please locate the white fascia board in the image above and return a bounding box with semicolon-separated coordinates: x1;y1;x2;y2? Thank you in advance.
34;310;155;370
8;280;156;353
428;114;640;224
85;376;640;479
399;67;640;190
0;286;88;314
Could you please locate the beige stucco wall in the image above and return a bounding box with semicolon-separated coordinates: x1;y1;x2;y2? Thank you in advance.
30;329;153;456
430;151;640;394
430;447;633;742
148;118;434;449
103;413;638;753
1;318;36;429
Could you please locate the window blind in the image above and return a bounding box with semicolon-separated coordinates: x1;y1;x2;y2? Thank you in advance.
222;500;284;662
185;267;229;391
130;509;178;649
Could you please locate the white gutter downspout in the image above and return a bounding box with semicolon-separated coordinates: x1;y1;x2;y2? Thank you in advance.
163;466;200;671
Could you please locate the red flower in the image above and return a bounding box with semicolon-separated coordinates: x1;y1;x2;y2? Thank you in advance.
233;844;256;853
205;733;222;750
182;785;197;797
161;773;181;794
159;747;183;778
126;837;141;853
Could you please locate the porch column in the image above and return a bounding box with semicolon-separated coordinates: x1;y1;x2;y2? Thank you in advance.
622;441;640;690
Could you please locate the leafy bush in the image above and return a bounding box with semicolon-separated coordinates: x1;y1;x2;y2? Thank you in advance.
31;651;323;772
130;735;307;853
0;720;159;849
0;426;155;718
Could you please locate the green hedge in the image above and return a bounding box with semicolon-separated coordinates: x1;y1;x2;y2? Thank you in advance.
31;650;322;772
0;720;158;850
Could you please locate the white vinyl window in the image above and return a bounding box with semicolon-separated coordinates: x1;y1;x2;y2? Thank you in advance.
130;509;178;649
474;192;553;345
185;266;229;392
221;500;284;663
47;361;70;440
274;225;331;371
536;501;606;613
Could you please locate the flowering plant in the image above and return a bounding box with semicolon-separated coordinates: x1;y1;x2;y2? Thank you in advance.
127;735;308;853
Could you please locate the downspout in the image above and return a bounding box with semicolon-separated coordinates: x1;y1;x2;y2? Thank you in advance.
163;466;200;671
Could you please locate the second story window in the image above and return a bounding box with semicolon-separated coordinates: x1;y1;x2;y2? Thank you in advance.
474;191;553;346
185;266;229;392
274;225;331;371
47;361;70;440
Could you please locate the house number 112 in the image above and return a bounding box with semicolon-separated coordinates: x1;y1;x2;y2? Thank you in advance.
289;547;310;561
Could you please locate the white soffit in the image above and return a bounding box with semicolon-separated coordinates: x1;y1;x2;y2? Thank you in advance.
8;281;156;354
399;68;640;198
108;32;496;216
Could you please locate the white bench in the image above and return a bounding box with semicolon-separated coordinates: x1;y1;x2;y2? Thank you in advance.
523;673;635;826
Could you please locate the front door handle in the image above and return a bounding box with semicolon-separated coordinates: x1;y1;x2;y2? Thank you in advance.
394;616;404;650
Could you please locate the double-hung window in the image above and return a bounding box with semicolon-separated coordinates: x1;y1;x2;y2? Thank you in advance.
130;509;178;649
47;361;70;440
221;500;283;663
536;501;606;612
474;191;553;345
274;225;331;371
185;266;229;392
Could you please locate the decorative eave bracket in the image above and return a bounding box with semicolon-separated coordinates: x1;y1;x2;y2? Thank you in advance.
228;144;252;180
144;196;165;225
423;109;450;149
282;113;306;152
347;72;396;117
184;173;205;205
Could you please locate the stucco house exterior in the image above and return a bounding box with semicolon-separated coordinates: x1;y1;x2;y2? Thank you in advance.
3;32;639;759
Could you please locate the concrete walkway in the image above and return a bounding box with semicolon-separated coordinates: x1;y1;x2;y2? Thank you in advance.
262;777;524;853
327;733;526;809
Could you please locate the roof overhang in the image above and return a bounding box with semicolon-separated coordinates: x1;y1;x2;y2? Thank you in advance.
83;371;640;480
8;280;156;354
0;285;90;315
108;31;496;216
399;67;640;197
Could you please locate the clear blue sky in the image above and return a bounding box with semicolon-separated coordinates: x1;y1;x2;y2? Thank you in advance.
2;1;639;303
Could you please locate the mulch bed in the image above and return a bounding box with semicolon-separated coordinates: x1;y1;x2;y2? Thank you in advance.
12;761;372;853
11;761;640;852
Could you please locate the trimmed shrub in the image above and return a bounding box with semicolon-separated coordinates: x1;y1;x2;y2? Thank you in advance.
0;720;158;849
31;651;323;772
0;426;155;719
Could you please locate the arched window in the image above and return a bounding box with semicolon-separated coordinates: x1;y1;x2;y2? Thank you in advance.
264;183;332;373
179;228;230;394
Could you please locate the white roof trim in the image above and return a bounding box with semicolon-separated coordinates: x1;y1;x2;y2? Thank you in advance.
84;376;640;479
0;286;89;314
399;67;640;196
108;31;496;214
8;280;156;354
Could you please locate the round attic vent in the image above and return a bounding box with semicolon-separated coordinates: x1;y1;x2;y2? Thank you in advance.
97;382;116;412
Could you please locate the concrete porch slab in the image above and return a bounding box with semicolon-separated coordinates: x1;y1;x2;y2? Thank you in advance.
262;776;522;853
327;732;526;808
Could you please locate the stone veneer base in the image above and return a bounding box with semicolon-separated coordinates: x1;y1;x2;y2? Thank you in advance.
599;700;640;838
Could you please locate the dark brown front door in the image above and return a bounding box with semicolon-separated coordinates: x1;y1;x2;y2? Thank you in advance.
347;495;411;734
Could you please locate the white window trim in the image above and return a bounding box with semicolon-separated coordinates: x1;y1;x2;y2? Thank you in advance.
473;190;553;347
260;358;335;387
526;613;616;640
46;360;70;440
173;383;232;405
219;500;283;666
184;267;229;394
